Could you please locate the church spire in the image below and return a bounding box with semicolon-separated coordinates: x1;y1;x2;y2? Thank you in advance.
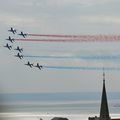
103;68;105;81
99;69;110;120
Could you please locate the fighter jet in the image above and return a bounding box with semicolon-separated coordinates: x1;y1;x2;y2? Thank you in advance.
34;63;43;70
6;36;15;43
18;32;27;38
14;46;23;53
8;27;17;34
15;53;23;59
25;61;33;68
4;43;12;50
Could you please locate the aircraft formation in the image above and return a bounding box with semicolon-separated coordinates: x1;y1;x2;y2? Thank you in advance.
4;27;43;70
4;27;120;72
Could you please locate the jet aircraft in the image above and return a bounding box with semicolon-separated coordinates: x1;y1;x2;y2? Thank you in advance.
8;27;17;34
18;32;27;38
34;63;43;70
25;61;33;68
15;53;23;59
6;36;15;43
4;43;12;50
14;46;23;53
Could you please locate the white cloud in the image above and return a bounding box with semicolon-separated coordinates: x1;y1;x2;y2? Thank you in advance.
35;0;115;7
61;14;120;26
70;0;114;6
80;15;120;24
0;13;44;29
0;15;35;26
4;0;115;7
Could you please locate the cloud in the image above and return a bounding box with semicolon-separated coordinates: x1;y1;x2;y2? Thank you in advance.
60;14;120;26
1;13;120;35
69;0;114;6
79;15;120;25
0;13;40;27
13;0;115;8
0;15;29;26
34;0;115;7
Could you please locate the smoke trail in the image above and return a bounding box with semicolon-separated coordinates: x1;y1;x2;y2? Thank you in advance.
28;34;120;40
28;34;77;38
24;55;120;60
15;38;120;42
15;38;81;42
43;66;120;71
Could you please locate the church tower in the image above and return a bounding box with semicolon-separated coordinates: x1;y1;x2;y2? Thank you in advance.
88;69;111;120
99;70;111;120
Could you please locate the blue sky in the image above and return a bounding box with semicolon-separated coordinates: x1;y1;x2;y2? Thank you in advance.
0;0;120;93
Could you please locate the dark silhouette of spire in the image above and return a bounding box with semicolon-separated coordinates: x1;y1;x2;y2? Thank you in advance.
99;69;110;120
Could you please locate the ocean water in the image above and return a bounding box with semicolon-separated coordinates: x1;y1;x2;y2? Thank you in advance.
0;92;120;120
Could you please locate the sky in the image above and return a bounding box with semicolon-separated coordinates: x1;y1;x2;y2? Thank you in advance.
0;0;120;93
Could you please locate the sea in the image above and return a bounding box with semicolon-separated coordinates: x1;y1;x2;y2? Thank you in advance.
0;92;120;120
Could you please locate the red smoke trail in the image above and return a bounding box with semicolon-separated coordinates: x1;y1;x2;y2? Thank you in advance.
16;38;96;42
28;34;81;38
28;34;120;40
15;38;120;42
15;39;83;42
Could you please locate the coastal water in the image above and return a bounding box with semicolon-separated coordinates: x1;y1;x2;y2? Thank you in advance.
0;92;120;120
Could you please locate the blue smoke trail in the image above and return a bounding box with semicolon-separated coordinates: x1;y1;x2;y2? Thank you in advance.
24;55;120;60
43;66;120;71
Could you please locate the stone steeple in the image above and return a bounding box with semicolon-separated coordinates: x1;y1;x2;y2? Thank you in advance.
99;69;110;120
